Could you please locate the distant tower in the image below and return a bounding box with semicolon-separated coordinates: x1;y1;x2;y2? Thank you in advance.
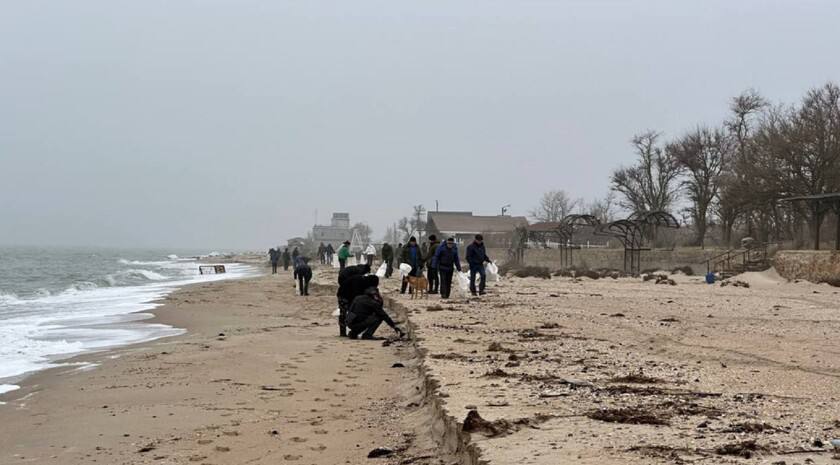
332;212;350;229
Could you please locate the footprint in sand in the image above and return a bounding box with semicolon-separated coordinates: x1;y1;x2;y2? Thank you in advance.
310;444;327;452
314;429;328;435
197;439;213;445
283;454;301;461
290;437;308;443
188;455;207;462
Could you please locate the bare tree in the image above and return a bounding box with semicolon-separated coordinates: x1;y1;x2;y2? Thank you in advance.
669;126;733;246
610;131;682;215
719;89;768;243
381;225;397;243
587;192;617;224
397;205;427;241
529;190;579;223
753;83;840;247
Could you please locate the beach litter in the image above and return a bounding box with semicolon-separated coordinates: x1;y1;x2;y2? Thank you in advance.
367;447;394;458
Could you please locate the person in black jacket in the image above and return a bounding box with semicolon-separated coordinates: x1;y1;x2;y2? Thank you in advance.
293;256;312;296
346;286;404;340
381;242;394;278
282;248;291;271
432;237;461;299
269;248;279;274
335;266;373;337
466;234;492;296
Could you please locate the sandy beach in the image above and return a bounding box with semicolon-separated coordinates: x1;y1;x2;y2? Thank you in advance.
391;269;840;464
0;267;450;465
3;263;840;465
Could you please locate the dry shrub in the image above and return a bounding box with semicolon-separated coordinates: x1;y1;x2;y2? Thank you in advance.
671;265;694;276
512;266;552;279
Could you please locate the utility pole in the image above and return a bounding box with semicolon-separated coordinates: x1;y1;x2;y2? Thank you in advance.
435;200;439;212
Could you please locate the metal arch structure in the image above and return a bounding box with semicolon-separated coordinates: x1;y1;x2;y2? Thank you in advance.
526;215;602;268
782;193;840;250
594;211;680;275
558;214;601;268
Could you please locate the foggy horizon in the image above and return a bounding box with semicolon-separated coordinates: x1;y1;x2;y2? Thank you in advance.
3;0;839;250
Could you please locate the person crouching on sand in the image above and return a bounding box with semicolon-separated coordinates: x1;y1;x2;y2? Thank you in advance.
346;284;404;340
293;256;312;296
336;263;372;337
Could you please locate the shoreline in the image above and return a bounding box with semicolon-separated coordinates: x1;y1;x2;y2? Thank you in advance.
0;261;261;401
0;267;453;465
0;275;244;406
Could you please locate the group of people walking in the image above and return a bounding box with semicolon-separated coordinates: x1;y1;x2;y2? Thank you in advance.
267;247;311;296
315;243;335;265
268;234;494;339
384;234;493;299
268;247;299;274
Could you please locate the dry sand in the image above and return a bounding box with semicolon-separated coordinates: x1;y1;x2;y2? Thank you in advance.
390;269;840;464
0;268;451;465
4;263;840;465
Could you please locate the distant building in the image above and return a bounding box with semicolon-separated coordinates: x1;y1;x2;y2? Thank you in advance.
312;212;353;249
287;237;306;249
426;211;528;247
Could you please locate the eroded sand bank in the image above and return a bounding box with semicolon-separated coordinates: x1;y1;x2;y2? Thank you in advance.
389;269;840;464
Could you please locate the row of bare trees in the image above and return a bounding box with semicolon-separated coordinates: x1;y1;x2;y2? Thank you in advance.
608;82;840;247
530;82;840;248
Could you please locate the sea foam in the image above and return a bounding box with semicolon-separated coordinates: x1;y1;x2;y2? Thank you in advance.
0;257;256;390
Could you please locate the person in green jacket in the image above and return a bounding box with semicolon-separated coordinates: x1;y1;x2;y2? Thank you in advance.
337;240;352;271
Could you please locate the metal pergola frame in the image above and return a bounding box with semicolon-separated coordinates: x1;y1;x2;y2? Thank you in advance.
593;211;680;275
782;193;840;250
526;215;601;268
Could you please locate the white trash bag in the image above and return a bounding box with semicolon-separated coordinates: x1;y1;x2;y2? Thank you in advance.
456;271;471;296
375;262;388;278
485;261;500;282
399;263;412;278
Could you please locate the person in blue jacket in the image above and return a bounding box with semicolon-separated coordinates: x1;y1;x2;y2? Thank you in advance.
399;236;424;294
466;234;492;296
433;237;461;299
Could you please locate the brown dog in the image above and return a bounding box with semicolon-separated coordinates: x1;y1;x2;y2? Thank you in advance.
406;275;429;299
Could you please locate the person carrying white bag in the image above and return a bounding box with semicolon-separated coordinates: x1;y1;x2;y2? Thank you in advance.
485;261;500;282
465;234;493;296
375;261;388;278
431;237;462;299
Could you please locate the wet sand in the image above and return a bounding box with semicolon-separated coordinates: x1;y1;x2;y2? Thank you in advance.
0;269;449;465
5;262;840;465
391;269;840;464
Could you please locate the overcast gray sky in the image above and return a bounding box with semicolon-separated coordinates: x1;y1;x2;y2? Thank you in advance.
2;0;838;250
